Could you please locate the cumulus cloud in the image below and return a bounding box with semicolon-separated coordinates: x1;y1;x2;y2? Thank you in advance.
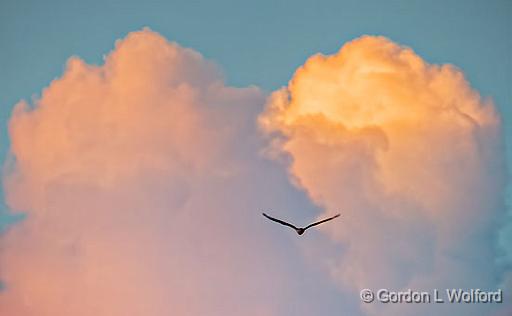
260;35;510;315
1;29;509;316
0;29;347;316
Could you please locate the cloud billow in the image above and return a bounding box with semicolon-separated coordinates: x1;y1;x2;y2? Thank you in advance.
260;35;510;315
1;29;340;316
1;30;509;316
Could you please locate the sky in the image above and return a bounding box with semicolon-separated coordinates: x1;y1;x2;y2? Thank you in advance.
0;1;511;315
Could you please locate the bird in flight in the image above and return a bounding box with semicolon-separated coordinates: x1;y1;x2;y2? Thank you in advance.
262;212;340;235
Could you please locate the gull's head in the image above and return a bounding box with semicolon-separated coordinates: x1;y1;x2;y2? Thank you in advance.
296;228;305;235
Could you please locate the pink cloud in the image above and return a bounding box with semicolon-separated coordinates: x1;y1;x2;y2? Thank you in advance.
0;28;322;316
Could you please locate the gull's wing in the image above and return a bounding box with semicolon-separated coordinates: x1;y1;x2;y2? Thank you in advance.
262;213;298;230
304;214;341;230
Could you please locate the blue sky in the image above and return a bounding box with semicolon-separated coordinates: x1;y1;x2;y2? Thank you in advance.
0;1;511;314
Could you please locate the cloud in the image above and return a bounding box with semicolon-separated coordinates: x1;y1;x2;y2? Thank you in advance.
260;35;510;315
0;29;347;316
1;30;509;316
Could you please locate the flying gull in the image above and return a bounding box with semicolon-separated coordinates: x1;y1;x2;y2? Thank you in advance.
262;212;340;235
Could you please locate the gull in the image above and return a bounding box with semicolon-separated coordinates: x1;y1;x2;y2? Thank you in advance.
262;212;340;235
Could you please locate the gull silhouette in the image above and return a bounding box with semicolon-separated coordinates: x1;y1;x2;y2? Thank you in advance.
262;212;340;235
